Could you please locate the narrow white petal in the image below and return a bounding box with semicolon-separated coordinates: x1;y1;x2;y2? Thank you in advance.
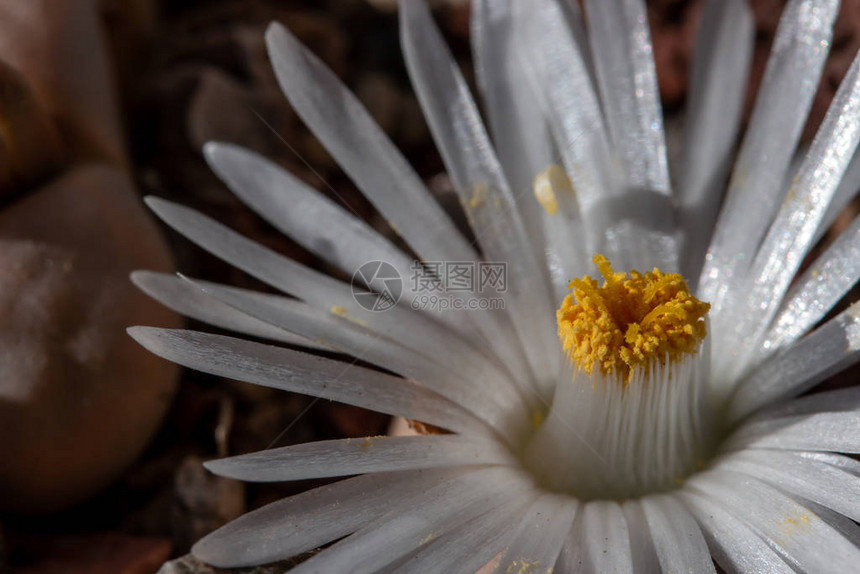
400;0;559;389
212;30;526;372
182;280;535;445
191;468;467;568
145;196;350;309
386;494;533;574
204;142;411;281
204;142;488;352
725;388;860;453
542;208;589;300
619;500;660;572
131;271;324;350
514;0;676;272
287;467;534;574
678;0;753;281
816;147;860;243
264;22;477;266
128;327;483;434
205;129;526;374
470;0;551;252
729;411;860;453
204;434;516;482
144;197;534;412
558;501;634;574
679;490;794;573
805;500;860;549
129;327;482;432
494;493;578;574
640;494;716;574
203;142;469;335
718;50;860;377
761;386;860;418
797;451;860;476
145;196;445;349
687;471;860;572
764;215;860;351
699;0;839;314
715;449;860;523
471;1;591;297
584;0;672;196
729;303;860;422
510;0;610;237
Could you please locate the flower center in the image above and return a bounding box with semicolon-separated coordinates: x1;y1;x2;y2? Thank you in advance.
523;255;715;500
557;254;710;383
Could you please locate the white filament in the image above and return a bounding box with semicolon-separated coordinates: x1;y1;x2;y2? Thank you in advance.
525;337;715;500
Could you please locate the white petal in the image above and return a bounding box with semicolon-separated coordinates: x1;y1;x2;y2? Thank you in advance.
511;2;608;238
204;142;493;352
764;215;860;352
143;198;537;422
804;498;860;548
287;466;534;574
203;142;469;334
699;0;839;314
558;501;634;574
686;470;860;572
728;304;860;423
725;388;860;453
264;22;477;266
727;416;860;454
494;493;578;574
131;271;324;350
514;0;676;272
619;500;660;572
584;0;672;196
715;449;860;523
678;489;794;573
471;1;591;298
796;451;860;476
385;494;533;574
232;27;531;373
145;196;350;308
640;494;716;574
183;277;535;444
146;197;530;384
816;147;860;243
470;0;551;251
192;468;463;568
399;0;559;389
204;142;409;279
678;0;753;281
718;50;860;377
203;435;516;482
127;327;482;435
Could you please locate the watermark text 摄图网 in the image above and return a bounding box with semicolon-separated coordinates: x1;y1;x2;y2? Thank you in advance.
351;260;507;313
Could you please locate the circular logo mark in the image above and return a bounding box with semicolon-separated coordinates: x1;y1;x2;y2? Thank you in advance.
351;260;403;312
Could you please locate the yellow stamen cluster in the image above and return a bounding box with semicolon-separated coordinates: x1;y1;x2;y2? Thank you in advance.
557;254;710;383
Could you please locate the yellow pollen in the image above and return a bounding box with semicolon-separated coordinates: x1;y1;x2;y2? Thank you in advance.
556;254;710;383
533;165;573;215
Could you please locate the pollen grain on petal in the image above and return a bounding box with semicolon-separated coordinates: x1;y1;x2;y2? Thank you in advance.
533;164;573;215
556;254;710;383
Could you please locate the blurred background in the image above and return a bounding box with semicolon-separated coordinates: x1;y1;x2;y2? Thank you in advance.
0;0;858;572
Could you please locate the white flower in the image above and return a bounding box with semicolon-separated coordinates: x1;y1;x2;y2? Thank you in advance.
131;0;860;572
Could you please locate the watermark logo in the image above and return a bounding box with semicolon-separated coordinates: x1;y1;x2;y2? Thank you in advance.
351;260;507;313
351;260;403;312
